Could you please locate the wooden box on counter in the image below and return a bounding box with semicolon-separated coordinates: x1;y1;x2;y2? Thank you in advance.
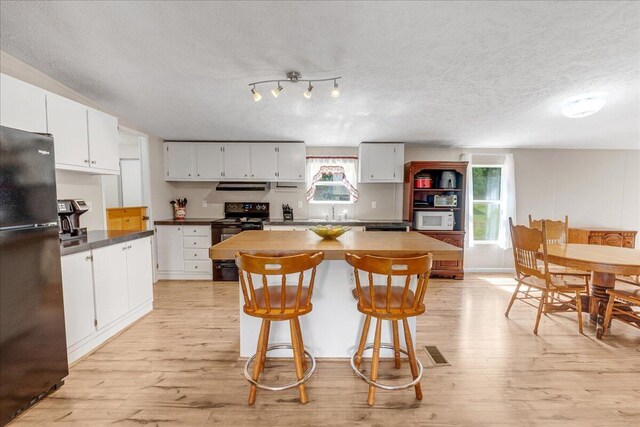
403;161;468;280
107;206;148;231
569;227;637;248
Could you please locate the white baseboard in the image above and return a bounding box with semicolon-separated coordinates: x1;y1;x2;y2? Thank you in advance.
156;271;212;280
464;268;515;274
67;301;153;364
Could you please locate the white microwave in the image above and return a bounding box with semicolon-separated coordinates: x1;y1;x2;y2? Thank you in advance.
414;211;455;230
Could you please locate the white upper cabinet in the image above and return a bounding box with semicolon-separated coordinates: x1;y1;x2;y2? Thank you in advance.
222;144;251;180
164;142;194;180
163;141;306;182
87;108;119;173
359;142;404;183
250;143;278;180
46;93;90;168
0;73;47;133
195;143;224;179
277;143;306;181
1;73;118;175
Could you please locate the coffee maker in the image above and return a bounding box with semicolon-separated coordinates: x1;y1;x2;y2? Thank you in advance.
57;199;89;241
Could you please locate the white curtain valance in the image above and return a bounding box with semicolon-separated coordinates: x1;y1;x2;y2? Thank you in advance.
306;157;359;202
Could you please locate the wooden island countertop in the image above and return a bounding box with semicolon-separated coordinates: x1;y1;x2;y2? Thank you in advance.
209;230;463;261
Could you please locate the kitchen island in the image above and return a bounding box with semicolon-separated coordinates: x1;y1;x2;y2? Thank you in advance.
210;230;462;358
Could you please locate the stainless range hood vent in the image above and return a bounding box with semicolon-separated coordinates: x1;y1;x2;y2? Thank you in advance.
216;182;270;191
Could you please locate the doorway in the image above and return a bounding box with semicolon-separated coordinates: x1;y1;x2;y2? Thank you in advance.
102;127;153;230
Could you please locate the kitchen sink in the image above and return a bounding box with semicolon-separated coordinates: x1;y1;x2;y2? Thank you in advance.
308;218;361;223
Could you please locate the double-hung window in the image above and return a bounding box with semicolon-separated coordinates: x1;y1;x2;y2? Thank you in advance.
472;166;503;243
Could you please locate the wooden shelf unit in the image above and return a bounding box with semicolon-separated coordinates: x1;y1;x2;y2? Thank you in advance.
403;161;468;280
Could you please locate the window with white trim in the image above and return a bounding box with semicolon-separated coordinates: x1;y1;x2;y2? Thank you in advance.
306;157;359;204
472;166;503;243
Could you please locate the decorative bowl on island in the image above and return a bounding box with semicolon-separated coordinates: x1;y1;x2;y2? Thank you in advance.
308;224;351;240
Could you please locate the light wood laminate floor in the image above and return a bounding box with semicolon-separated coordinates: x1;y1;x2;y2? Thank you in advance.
11;275;640;426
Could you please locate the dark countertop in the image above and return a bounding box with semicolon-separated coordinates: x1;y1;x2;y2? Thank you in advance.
154;218;222;225
264;220;412;229
60;230;155;256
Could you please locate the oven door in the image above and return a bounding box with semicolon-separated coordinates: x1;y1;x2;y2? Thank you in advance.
212;261;239;281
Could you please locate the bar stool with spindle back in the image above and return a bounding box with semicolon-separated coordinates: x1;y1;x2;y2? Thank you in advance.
235;251;324;405
346;253;433;406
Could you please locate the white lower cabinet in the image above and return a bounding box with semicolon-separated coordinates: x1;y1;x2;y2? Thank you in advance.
156;224;212;279
127;238;154;309
93;243;129;328
61;252;96;347
60;236;153;364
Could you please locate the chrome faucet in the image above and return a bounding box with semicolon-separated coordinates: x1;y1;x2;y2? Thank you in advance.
331;204;335;221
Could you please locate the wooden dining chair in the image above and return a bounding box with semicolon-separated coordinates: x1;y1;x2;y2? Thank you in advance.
346;252;432;406
601;288;640;337
505;218;588;334
235;251;324;405
528;214;590;295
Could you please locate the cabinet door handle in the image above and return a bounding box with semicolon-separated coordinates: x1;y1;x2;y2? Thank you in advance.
91;160;96;164
128;245;132;249
193;242;197;245
244;174;248;177
122;246;127;251
84;159;89;163
85;255;93;261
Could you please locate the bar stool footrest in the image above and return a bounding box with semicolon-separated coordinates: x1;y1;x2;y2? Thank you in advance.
244;344;316;391
350;343;423;390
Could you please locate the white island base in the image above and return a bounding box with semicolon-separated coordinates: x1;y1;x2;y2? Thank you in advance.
239;260;416;358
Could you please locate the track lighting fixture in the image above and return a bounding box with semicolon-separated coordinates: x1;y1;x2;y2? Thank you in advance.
249;71;341;101
251;85;262;102
331;80;340;98
271;83;283;98
303;83;313;99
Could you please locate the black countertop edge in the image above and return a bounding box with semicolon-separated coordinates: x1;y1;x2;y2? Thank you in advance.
60;230;155;256
154;218;222;225
264;220;412;228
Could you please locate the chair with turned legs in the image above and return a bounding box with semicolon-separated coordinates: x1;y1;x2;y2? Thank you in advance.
346;253;432;406
235;251;324;405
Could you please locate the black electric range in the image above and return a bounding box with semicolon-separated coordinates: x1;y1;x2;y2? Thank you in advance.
211;202;269;281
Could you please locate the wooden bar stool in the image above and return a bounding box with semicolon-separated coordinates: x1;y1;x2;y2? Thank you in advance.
235;251;324;405
346;253;433;406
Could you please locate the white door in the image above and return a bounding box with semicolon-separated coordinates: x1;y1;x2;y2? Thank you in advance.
222;144;251;180
46;93;90;168
126;237;153;310
120;159;143;206
61;251;96;347
165;142;193;179
250;143;278;180
156;225;185;271
0;73;47;133
87;108;119;172
195;143;224;179
92;243;129;328
277;143;306;181
369;144;397;181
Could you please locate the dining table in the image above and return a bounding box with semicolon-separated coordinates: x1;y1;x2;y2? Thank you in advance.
545;243;640;338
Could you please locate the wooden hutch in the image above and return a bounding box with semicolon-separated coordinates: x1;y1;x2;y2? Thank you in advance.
403;161;468;279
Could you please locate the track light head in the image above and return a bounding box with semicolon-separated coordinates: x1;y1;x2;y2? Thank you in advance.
303;83;313;99
251;86;262;102
331;80;340;98
271;84;283;98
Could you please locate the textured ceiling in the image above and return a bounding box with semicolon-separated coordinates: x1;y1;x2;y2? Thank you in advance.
1;1;639;148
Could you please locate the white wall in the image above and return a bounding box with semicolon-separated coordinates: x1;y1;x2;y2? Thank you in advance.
0;50;172;229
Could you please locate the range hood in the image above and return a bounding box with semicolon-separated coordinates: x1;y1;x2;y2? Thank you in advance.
216;181;271;191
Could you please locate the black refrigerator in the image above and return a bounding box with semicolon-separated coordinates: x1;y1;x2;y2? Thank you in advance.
0;126;68;425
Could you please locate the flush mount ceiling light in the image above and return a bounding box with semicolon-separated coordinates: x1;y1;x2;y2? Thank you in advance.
561;95;607;118
249;71;342;101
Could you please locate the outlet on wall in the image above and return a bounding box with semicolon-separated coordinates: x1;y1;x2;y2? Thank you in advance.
202;200;208;208
372;201;377;209
86;201;93;212
297;201;303;208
